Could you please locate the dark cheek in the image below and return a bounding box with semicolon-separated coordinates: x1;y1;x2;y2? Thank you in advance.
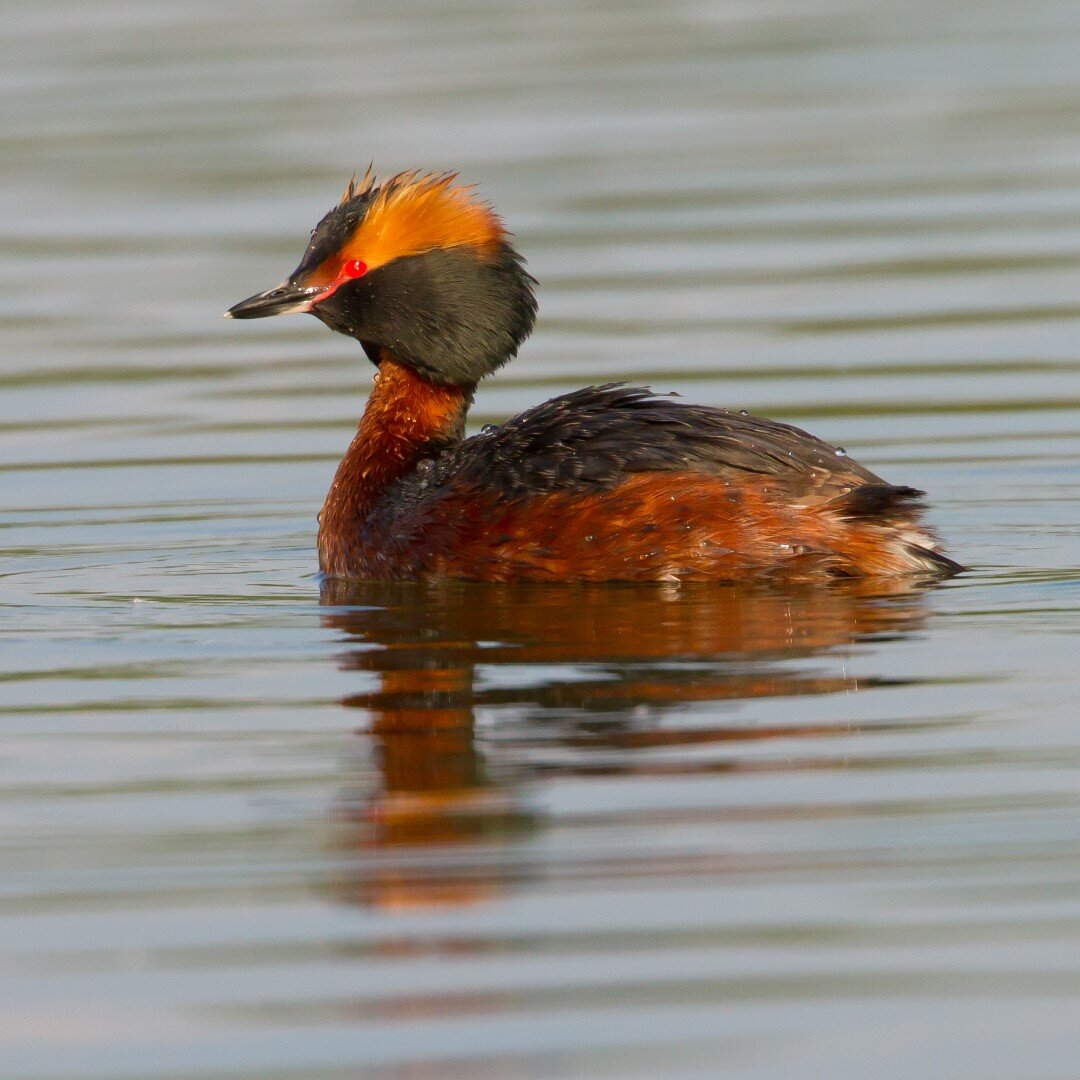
316;307;351;336
317;290;366;338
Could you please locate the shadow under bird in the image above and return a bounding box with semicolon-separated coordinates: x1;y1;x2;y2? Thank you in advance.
227;168;961;582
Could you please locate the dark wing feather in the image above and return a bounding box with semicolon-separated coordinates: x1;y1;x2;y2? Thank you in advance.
423;384;884;503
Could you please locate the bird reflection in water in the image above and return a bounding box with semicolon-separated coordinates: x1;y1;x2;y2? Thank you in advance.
320;577;937;908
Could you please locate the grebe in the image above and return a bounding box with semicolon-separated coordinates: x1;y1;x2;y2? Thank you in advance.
227;169;960;582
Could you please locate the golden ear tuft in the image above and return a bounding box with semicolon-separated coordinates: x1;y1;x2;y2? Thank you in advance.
339;163;376;207
338;170;506;271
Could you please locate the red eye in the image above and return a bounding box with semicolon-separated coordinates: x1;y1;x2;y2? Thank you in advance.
342;259;368;279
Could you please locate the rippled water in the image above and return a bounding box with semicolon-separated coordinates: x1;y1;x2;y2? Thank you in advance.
4;1;1080;1076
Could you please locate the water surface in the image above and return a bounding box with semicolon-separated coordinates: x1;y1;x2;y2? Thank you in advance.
3;1;1080;1077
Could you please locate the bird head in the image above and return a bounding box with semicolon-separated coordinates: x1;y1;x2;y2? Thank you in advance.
227;169;537;385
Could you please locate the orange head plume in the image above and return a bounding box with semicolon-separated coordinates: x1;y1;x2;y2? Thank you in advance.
301;170;506;285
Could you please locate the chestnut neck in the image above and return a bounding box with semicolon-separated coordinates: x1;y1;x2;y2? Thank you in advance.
318;353;472;575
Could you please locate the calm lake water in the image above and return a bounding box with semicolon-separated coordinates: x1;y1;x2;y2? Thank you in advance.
4;1;1080;1077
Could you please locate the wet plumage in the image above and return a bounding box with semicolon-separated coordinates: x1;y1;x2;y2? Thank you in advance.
228;170;960;582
